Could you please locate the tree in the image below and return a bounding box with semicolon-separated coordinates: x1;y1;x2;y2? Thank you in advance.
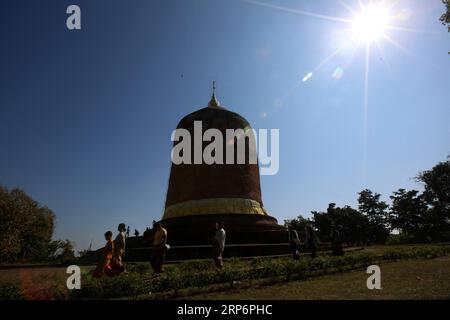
441;0;450;53
59;240;76;263
358;189;390;244
390;189;430;243
78;249;89;259
284;214;312;232
313;203;370;246
416;156;450;241
0;186;55;262
417;157;450;208
387;157;450;243
48;239;76;263
441;0;450;31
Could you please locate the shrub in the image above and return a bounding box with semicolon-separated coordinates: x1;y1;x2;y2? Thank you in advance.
309;256;329;273
178;259;214;273
127;262;152;276
328;256;346;271
283;258;308;281
70;273;149;300
382;245;450;261
382;248;405;261
0;282;25;300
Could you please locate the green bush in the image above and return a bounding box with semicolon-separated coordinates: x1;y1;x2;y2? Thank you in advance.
71;273;150;300
309;256;330;273
0;282;25;300
382;248;405;261
127;262;152;276
382;245;450;261
283;258;308;281
178;259;214;273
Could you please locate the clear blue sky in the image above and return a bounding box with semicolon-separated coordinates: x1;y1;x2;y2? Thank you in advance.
1;0;449;251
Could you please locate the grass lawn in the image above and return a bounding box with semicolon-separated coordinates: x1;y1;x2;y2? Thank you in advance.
1;245;450;300
189;256;450;300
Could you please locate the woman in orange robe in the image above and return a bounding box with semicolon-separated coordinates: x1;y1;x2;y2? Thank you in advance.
93;231;115;278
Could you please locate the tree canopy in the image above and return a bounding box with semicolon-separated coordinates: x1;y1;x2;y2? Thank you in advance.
441;0;450;53
287;156;450;245
0;186;56;262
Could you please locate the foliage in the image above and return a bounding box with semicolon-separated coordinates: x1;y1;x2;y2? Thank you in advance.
0;282;25;300
382;245;450;261
48;239;76;264
389;189;430;243
389;157;450;243
287;156;450;245
0;186;78;263
416;157;450;241
126;262;152;276
386;232;416;245
313;203;369;245
441;0;450;32
284;215;312;232
0;186;55;262
441;0;450;53
358;189;390;244
70;273;147;300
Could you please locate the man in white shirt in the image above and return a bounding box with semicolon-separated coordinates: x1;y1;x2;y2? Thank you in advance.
288;225;300;260
212;222;226;268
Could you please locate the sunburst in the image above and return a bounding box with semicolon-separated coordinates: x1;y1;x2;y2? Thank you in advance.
244;0;427;171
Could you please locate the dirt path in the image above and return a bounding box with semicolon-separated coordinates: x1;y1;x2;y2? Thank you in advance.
1;267;68;300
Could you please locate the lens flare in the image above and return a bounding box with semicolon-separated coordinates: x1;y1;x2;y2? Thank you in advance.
302;72;313;82
332;67;344;79
351;4;390;42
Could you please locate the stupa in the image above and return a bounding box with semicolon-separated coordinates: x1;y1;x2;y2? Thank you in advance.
159;83;288;259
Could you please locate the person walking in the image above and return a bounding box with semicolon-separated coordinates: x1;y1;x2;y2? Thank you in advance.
288;225;301;260
212;222;226;269
305;224;319;259
330;225;344;256
93;231;115;278
151;222;168;275
111;223;126;274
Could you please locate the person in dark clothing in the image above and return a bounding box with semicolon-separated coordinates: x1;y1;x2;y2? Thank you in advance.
151;222;167;275
288;225;300;260
304;224;318;258
330;226;344;256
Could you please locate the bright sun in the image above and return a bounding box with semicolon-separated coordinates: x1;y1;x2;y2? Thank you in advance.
351;4;391;42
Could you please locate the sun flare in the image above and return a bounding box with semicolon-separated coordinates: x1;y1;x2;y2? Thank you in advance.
351;4;391;42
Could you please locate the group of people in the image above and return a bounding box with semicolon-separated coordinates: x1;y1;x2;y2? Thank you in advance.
94;221;341;278
94;221;226;278
93;223;127;278
288;224;344;260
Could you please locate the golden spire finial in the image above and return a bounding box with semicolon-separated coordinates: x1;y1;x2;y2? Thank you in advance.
208;80;220;108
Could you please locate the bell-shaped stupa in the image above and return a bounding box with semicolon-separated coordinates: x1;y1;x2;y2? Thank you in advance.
160;83;287;257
